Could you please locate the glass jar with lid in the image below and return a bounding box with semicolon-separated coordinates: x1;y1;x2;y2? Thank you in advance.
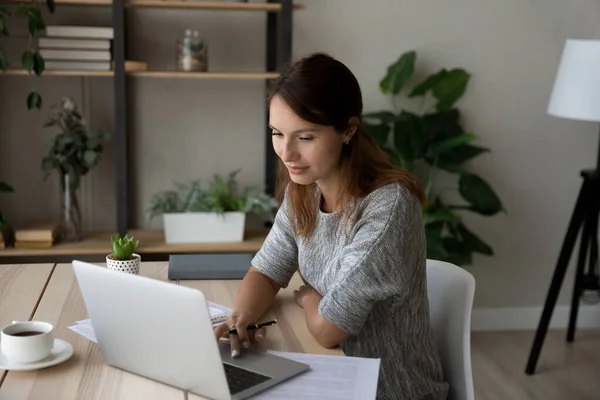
176;29;208;72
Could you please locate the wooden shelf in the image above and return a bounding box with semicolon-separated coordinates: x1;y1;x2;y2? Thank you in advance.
129;71;279;79
1;69;280;79
0;228;269;257
125;1;305;11
1;0;304;7
2;0;112;5
0;69;113;77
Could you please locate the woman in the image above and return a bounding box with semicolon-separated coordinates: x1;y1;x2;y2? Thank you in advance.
214;53;449;400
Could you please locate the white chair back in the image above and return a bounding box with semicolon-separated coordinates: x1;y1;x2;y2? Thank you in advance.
426;259;476;400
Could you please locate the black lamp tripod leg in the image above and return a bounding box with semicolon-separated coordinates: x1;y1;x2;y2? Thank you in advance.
566;188;598;342
525;175;593;375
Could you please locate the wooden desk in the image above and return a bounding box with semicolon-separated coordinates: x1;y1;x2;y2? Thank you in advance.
0;262;342;400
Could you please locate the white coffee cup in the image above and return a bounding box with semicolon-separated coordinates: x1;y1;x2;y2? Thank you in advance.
1;321;54;363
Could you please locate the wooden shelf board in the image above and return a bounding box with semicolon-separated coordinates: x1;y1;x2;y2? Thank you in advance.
129;71;279;79
1;69;113;77
1;70;279;79
125;1;305;11
2;0;112;5
0;228;269;257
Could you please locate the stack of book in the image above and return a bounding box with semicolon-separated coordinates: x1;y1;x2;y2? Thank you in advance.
38;25;114;71
14;222;62;248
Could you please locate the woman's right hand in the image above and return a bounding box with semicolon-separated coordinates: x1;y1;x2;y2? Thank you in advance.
213;313;267;358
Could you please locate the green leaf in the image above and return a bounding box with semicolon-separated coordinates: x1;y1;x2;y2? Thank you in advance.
33;51;44;76
0;7;11;17
425;222;448;260
379;50;416;95
28;10;45;36
27;91;42;110
46;0;56;13
433;133;477;154
393;111;427;166
83;150;98;166
438;144;489;166
457;223;493;255
458;173;503;216
442;237;473;266
432;69;471;111
421;109;462;141
409;69;448;97
364;122;390;148
21;50;34;71
0;50;7;71
424;209;461;224
0;182;14;192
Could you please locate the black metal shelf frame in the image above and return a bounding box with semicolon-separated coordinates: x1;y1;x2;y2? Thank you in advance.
111;0;294;236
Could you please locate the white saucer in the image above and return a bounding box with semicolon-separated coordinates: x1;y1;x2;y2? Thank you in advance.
0;339;74;371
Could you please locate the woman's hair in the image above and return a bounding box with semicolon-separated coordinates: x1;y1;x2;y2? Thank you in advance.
267;52;425;238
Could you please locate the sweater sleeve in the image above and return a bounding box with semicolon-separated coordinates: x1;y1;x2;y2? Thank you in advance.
251;191;298;288
318;186;425;336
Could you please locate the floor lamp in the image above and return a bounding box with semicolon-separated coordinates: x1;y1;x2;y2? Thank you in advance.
526;39;600;375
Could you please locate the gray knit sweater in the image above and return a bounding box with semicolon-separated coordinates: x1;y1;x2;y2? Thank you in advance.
251;183;449;400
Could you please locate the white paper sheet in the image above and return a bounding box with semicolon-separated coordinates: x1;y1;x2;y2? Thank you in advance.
68;301;232;343
250;351;381;400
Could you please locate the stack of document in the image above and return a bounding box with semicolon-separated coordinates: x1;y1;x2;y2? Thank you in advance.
68;300;232;342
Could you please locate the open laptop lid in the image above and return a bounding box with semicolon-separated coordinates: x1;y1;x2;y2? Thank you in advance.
72;260;232;400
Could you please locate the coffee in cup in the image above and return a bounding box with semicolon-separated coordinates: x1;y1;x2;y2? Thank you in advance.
1;321;54;363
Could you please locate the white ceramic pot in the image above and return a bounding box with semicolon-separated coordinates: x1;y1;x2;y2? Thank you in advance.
162;212;246;244
106;253;141;275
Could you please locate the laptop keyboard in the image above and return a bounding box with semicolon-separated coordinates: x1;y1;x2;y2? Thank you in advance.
222;363;271;395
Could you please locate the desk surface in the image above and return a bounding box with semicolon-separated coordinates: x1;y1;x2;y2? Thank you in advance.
0;262;342;400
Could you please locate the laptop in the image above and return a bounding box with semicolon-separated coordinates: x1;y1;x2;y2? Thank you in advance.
72;260;309;400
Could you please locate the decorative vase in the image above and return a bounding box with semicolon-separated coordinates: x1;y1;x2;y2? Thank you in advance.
60;173;82;242
106;253;141;275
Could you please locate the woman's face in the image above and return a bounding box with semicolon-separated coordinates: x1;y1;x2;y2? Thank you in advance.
269;95;350;186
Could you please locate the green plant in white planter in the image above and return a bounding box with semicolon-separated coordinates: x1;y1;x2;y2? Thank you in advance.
106;233;141;274
147;170;278;244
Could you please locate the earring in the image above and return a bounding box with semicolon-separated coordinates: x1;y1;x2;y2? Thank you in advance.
344;141;349;146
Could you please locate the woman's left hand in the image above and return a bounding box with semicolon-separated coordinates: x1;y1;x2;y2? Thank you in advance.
294;285;320;308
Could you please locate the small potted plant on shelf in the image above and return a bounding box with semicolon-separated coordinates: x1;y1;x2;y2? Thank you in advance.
147;169;278;244
106;233;141;275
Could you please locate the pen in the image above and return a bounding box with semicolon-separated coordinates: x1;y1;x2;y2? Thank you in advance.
228;319;278;335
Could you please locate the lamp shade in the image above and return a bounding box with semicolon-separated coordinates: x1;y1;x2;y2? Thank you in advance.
547;39;600;122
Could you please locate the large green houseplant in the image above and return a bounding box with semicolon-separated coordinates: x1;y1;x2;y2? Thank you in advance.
364;50;504;266
0;0;56;109
148;169;278;244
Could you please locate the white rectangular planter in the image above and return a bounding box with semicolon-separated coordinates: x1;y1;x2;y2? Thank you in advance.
162;212;246;244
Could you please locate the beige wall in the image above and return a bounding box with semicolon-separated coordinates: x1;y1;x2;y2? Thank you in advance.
2;0;600;309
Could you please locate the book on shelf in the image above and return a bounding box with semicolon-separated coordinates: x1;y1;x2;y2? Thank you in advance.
38;37;111;50
39;25;115;71
45;25;114;40
44;60;112;71
14;222;61;243
40;49;112;61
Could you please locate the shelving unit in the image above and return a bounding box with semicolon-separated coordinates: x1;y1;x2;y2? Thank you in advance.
0;0;301;263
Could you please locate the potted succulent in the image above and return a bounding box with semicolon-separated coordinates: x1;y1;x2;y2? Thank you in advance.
147;170;278;244
106;233;141;274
